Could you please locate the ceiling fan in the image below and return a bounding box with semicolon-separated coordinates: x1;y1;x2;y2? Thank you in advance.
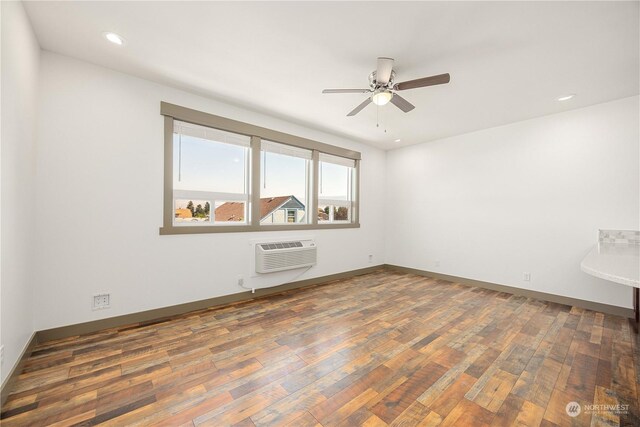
322;57;450;116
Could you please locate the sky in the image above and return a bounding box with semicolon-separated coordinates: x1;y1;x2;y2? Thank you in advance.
173;134;352;209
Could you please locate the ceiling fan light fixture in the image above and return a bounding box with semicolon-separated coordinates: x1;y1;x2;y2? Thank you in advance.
371;90;393;106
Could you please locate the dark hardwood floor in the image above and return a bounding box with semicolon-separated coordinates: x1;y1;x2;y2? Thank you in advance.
1;269;638;426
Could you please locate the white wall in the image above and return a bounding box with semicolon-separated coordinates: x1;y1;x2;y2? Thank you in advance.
34;52;386;331
1;1;40;385
386;96;639;308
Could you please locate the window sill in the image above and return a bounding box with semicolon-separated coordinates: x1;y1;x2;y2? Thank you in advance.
159;222;360;235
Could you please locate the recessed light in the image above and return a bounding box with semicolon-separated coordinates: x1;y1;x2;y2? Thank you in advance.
394;139;401;142
103;32;125;46
557;94;575;101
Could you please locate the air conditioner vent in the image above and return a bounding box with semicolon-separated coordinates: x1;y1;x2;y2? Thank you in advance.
260;241;304;250
256;240;316;273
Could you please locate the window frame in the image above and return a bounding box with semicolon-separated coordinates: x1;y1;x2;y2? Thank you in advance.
160;102;360;235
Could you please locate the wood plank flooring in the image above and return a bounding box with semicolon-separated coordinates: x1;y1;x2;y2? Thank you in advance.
2;269;639;426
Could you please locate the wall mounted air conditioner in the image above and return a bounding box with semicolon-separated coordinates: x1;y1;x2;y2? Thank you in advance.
255;240;317;273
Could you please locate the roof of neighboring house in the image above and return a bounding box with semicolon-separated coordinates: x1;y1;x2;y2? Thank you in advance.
213;201;246;222
214;195;304;222
175;208;192;218
260;196;293;219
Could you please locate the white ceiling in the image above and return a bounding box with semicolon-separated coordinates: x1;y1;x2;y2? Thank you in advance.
24;1;639;150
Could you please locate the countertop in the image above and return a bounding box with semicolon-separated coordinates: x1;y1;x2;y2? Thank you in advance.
581;242;639;287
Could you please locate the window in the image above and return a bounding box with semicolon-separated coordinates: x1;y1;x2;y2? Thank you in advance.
172;121;250;226
260;141;311;225
318;153;356;223
160;102;360;234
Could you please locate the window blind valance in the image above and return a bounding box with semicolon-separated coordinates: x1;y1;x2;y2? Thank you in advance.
174;120;250;147
261;140;312;160
319;152;356;168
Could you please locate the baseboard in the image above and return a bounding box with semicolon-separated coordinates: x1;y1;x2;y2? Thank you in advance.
37;265;384;342
35;263;634;342
384;264;635;319
1;332;39;408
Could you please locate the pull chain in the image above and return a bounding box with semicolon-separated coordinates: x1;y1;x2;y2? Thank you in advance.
375;104;387;133
263;150;267;189
178;133;182;182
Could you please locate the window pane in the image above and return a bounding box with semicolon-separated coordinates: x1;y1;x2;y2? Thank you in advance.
214;201;247;223
175;199;211;224
319;154;355;223
334;206;350;221
172;121;249;226
260;141;310;225
317;207;330;222
318;205;351;223
319;161;352;202
173;121;248;194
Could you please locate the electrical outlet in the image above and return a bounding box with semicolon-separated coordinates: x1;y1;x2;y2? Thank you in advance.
523;272;531;282
434;260;441;267
92;293;110;310
237;276;244;286
368;254;373;264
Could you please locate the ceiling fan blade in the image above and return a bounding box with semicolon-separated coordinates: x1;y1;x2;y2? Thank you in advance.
390;94;415;113
376;57;394;85
322;89;370;94
394;73;450;91
347;98;372;116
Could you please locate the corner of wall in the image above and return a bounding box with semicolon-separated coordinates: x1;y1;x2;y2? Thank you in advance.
1;0;41;387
